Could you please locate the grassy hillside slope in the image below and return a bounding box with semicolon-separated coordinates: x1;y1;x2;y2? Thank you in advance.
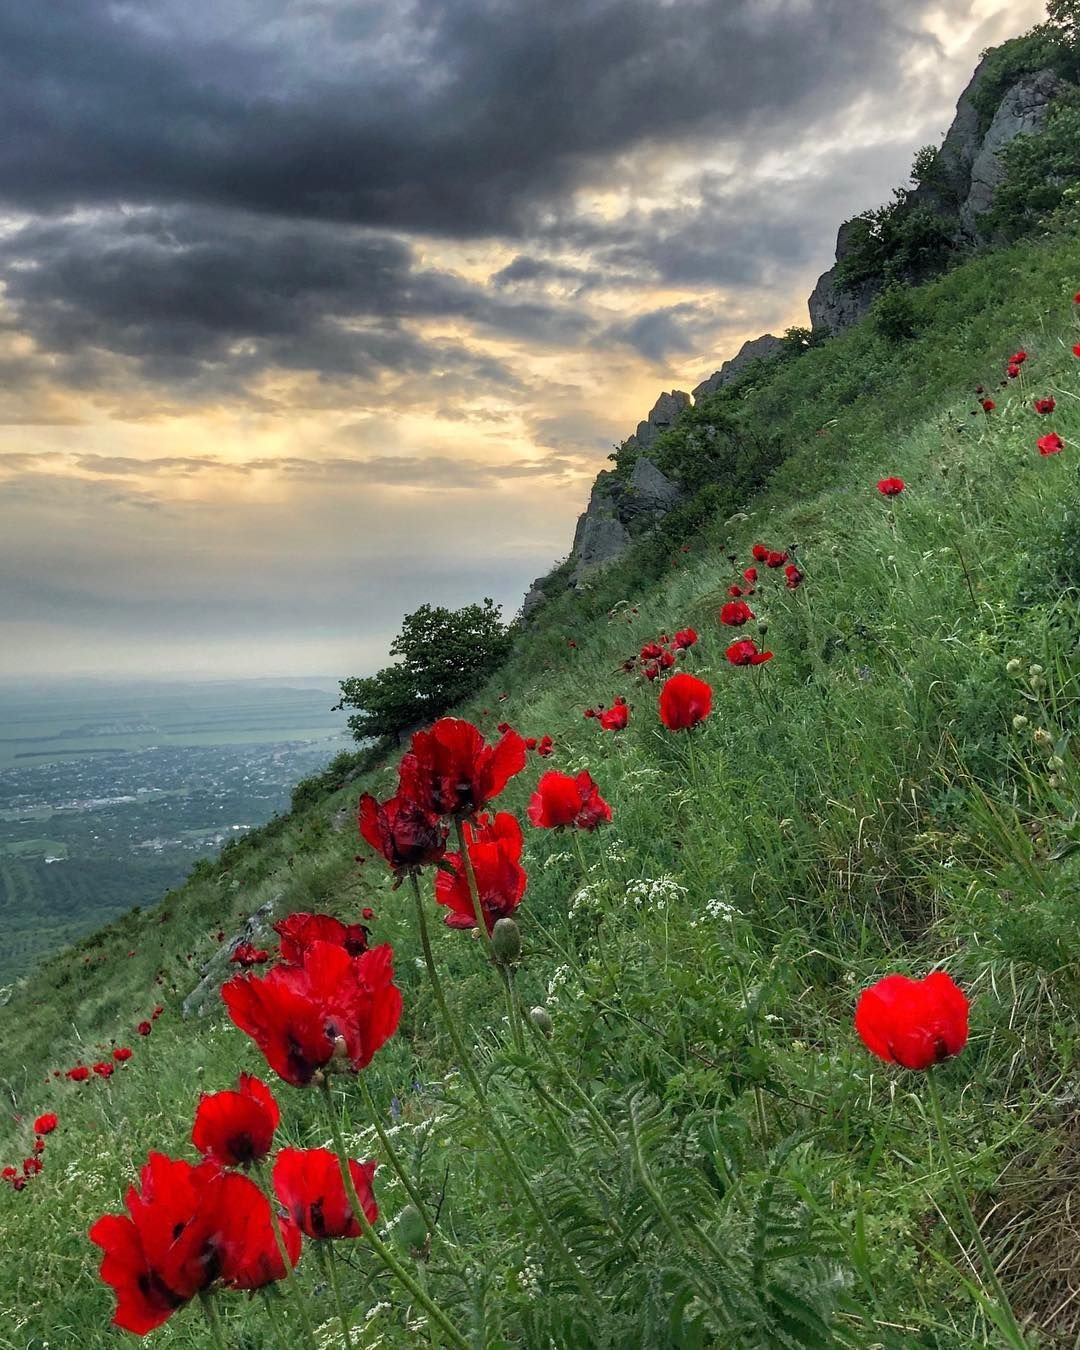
2;232;1079;1348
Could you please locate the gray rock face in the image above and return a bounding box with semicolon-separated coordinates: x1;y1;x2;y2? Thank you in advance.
521;581;548;617
625;456;683;516
182;898;276;1017
692;333;784;401
918;54;992;212
566;454;685;586
808;219;887;336
569;506;631;586
622;389;690;452
960;69;1060;233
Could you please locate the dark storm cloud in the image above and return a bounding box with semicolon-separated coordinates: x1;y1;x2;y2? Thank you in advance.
0;0;963;232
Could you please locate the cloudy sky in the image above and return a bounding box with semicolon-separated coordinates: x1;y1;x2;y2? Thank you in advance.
0;0;1045;680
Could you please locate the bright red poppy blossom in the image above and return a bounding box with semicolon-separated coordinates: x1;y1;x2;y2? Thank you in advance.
528;771;612;831
980;398;995;412
1010;350;1028;365
2;1166;16;1182
1007;363;1020;379
658;649;675;670
274;912;371;962
89;1154;300;1333
743;567;758;583
273;1147;378;1239
192;1073;280;1168
876;477;905;497
357;793;448;879
598;698;630;730
361;907;375;921
639;641;663;661
34;1113;58;1136
784;564;804;589
434;812;527;933
23;1156;43;1177
397;718;526;819
32;1138;45;1154
659;673;712;730
66;1066;90;1082
765;550;788;568
152;1006;164;1019
854;972;969;1071
720;600;754;626
726;638;774;667
137;1021;152;1037
1037;432;1064;456
535;734;554;757
93;1062;115;1078
229;943;271;967
112;1047;133;1062
642;663;659;681
1033;397;1056;414
727;584;744;598
222;941;402;1087
751;543;770;562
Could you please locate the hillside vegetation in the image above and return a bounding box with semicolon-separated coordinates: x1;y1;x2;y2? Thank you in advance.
3;206;1080;1350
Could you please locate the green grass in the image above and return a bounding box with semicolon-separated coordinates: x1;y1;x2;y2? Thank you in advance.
1;231;1079;1348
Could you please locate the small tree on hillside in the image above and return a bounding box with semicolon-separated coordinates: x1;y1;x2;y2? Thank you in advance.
337;599;513;742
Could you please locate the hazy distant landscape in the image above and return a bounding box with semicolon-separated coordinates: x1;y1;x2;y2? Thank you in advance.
0;678;352;980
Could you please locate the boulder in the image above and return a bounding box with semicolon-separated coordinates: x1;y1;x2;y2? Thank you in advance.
622;389;690;452
182;898;277;1017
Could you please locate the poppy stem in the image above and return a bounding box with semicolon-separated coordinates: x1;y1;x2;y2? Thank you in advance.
501;965;525;1052
321;1241;355;1349
358;1075;438;1238
925;1070;1027;1348
523;1009;618;1147
252;1162;319;1350
408;873;604;1320
259;1288;291;1350
319;1079;471;1350
197;1292;230;1350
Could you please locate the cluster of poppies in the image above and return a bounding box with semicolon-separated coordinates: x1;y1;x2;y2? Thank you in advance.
973;340;1069;456
90;1070;379;1334
1;1112;57;1193
622;627;699;683
583;695;630;730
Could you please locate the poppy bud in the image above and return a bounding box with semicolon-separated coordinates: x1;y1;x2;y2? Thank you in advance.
1005;658;1021;674
1034;728;1053;749
491;918;521;966
1012;715;1028;730
529;1006;554;1038
393;1203;430;1255
1029;664;1044;677
1049;775;1063;790
1049;755;1065;771
757;620;769;636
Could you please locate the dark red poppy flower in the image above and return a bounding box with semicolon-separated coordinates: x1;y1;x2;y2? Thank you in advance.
275;912;370;962
765;550;788;568
93;1061;115;1078
152;1006;164;1019
536;734;554;757
11;1176;26;1191
639;642;663;661
90;1153;300;1332
435;812;527;932
1074;293;1080;304
659;672;712;730
643;662;659;681
1010;350;1028;365
784;564;804;590
358;793;448;878
975;385;984;394
496;721;511;734
230;944;271;967
980;398;996;412
361;907;375;921
727;584;744;598
528;770;612;831
113;1047;133;1062
32;1138;45;1154
726;638;774;667
751;543;770;562
67;1066;90;1082
524;736;538;749
274;1147;377;1239
137;1021;152;1037
1007;363;1020;378
583;707;596;718
876;477;905;497
1033;397;1056;415
599;698;630;730
855;972;969;1070
659;649;675;669
673;628;698;650
1038;432;1064;456
720;600;754;626
23;1156;42;1177
2;1166;16;1182
223;941;402;1087
397;718;527;819
34;1113;58;1136
743;567;758;583
192;1073;280;1168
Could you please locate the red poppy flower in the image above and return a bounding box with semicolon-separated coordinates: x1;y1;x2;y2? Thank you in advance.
784;564;804;590
659;649;675;669
659;672;712;730
11;1176;26;1191
876;477;905;497
524;736;537;749
673;628;698;650
2;1166;16;1182
230;943;271;967
222;941;402;1087
726;638;774;667
274;912;370;962
1033;397;1056;415
362;907;375;920
1074;293;1080;304
192;1073;280;1168
1010;350;1028;365
639;642;663;661
642;662;659;681
1037;432;1064;456
854;972;969;1071
743;567;758;583
765;550;788;568
34;1113;58;1136
23;1156;43;1177
720;599;754;626
496;721;511;734
727;584;744;598
90;1154;300;1332
980;398;996;412
434;812;527;933
137;1021;152;1037
1073;343;1080;358
528;770;612;831
357;793;448;878
32;1138;45;1154
599;699;630;731
273;1147;377;1239
67;1066;90;1082
93;1061;115;1078
536;734;554;757
398;718;526;819
583;707;596;718
113;1047;133;1062
751;543;770;562
1006;363;1020;378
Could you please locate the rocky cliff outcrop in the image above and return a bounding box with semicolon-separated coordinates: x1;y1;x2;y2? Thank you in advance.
960;69;1061;233
692;333;784;401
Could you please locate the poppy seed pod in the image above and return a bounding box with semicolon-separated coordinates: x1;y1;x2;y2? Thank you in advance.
1012;715;1028;730
1034;728;1054;749
529;1006;554;1038
1005;658;1021;674
393;1203;430;1255
491;917;522;966
757;620;769;636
